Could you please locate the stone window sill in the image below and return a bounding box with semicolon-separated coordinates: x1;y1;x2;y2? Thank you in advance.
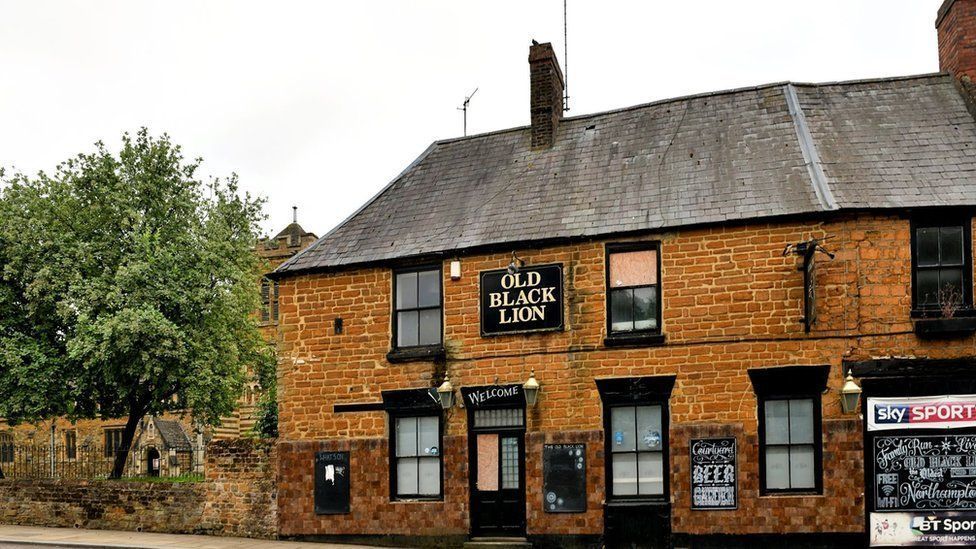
603;333;666;348
386;345;446;364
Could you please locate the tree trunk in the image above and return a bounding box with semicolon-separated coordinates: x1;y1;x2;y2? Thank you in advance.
108;411;144;479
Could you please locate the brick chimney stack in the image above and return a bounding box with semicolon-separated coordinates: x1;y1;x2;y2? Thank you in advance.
529;41;565;149
937;0;976;81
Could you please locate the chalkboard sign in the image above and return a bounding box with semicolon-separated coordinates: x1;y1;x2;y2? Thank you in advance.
873;434;976;511
314;451;350;515
543;444;586;513
690;437;737;510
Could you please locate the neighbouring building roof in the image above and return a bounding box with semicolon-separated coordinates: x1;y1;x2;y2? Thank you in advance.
277;73;976;275
153;419;192;451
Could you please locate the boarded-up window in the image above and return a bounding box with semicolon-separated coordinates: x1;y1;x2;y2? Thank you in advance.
608;247;660;334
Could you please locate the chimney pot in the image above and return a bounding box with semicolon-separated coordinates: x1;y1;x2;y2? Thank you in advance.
528;41;565;149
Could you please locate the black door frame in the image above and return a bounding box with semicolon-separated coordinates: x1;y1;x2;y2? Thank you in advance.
467;407;527;537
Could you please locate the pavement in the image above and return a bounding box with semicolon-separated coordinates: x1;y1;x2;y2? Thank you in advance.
0;526;397;549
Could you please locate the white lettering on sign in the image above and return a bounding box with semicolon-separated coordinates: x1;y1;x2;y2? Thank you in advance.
466;385;520;406
489;272;557;325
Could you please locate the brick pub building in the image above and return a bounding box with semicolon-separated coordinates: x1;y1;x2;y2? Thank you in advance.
272;3;976;547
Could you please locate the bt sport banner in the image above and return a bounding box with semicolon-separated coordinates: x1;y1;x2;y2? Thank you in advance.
867;395;976;432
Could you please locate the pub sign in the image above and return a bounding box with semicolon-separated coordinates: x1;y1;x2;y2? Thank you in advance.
690;437;737;510
480;264;564;336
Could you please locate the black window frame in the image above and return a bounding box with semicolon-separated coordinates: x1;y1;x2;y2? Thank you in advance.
605;242;664;346
596;376;675;504
388;411;444;501
910;215;973;317
391;265;443;351
260;277;280;323
749;365;828;496
758;394;823;495
104;428;126;458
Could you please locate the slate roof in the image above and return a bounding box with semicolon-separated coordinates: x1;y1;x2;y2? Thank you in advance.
277;73;976;275
153;418;192;451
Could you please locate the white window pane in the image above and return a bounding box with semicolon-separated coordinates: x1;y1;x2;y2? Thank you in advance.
397;311;419;347
764;400;790;445
611;407;637;452
418;416;439;456
501;436;520;490
789;399;815;444
396;272;417;309
638;452;664;495
610;250;658;287
397;457;419;495
612;453;638;496
418;457;440;495
790;446;816;489
418;309;441;346
633;287;658;330
765;446;790;490
636;405;663;451
396;417;417;457
418;270;440;308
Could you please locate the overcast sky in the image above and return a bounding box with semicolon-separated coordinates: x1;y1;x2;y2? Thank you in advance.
1;1;945;237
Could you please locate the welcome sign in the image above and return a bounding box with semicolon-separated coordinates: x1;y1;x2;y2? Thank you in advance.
480;264;564;336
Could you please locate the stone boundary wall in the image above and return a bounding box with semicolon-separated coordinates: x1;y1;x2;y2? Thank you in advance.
0;438;277;539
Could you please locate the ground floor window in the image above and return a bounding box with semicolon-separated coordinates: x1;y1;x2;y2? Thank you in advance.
761;397;818;491
609;404;666;497
104;428;125;458
391;415;441;499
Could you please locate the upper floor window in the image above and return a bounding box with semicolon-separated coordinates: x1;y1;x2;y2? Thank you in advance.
607;243;661;336
260;278;279;323
391;415;441;499
912;218;972;315
394;267;442;348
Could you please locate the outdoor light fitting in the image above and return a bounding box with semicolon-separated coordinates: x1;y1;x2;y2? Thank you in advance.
507;252;526;275
840;370;862;414
437;376;455;410
450;259;462;280
523;369;540;406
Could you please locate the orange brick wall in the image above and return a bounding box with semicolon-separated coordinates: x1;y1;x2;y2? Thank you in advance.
275;212;976;539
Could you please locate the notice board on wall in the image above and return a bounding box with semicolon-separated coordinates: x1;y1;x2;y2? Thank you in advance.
314;451;350;515
690;437;737;510
542;443;586;513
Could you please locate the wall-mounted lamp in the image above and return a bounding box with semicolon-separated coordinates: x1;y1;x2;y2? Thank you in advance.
523;369;541;406
507;252;525;275
437;376;455;410
840;370;862;414
450;260;462;281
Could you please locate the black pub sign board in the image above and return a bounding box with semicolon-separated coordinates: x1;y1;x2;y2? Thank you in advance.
480;264;564;336
543;443;586;513
314;451;350;515
690;437;737;510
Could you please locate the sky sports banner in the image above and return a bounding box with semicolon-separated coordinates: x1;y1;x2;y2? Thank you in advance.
871;512;976;546
868;395;976;432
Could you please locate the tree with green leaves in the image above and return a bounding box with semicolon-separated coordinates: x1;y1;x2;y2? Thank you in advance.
0;129;268;478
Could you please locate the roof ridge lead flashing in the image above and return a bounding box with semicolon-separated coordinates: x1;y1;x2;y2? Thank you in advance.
783;84;839;211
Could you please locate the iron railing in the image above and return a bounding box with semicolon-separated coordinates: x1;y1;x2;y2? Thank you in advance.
0;442;203;480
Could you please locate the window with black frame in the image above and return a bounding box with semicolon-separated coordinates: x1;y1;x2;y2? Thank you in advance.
104;428;125;458
391;415;441;499
394;268;442;348
760;396;821;493
912;219;972;314
608;404;666;498
607;245;661;336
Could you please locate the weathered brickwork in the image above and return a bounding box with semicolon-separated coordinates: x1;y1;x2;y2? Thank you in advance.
0;439;277;539
275;212;976;542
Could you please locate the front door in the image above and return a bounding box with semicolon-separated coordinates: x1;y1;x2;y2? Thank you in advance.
469;408;526;537
146;448;160;477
